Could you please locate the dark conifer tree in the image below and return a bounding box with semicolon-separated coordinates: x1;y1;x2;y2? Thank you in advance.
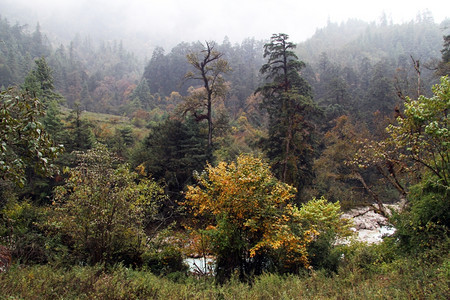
256;33;319;199
437;35;450;76
132;117;208;205
63;104;95;153
23;57;63;104
131;78;154;109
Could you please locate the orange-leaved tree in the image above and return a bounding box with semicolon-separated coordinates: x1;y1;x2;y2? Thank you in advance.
184;154;351;281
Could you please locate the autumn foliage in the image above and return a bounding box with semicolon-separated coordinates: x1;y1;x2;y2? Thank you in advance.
184;154;352;279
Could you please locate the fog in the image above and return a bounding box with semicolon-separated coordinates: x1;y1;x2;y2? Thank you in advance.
0;0;448;55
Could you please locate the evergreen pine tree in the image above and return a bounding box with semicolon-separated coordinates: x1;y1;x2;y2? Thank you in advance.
256;33;319;198
42;100;64;144
132;117;208;204
23;57;63;104
63;103;95;153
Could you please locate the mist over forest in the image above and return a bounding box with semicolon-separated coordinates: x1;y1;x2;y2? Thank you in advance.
0;2;449;298
1;9;447;118
1;0;448;55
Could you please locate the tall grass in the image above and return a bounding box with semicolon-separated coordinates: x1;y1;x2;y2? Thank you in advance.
1;252;448;300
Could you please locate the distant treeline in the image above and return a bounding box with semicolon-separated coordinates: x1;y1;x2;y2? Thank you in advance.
1;14;448;121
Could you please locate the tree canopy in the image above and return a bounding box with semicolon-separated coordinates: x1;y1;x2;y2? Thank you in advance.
387;76;449;187
52;145;165;265
0;87;62;187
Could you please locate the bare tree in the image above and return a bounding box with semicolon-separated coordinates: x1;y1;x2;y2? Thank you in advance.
183;41;230;149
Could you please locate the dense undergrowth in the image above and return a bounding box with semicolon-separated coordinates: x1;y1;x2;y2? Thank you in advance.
1;240;448;300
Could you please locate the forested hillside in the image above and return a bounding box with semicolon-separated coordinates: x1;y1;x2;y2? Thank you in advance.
0;11;449;298
1;14;447;118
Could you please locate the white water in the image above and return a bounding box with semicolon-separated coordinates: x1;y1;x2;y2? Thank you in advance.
341;205;398;244
184;257;215;274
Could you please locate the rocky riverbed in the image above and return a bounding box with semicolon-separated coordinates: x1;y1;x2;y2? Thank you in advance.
341;204;399;244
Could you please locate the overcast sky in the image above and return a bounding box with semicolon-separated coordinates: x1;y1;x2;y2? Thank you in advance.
0;0;448;51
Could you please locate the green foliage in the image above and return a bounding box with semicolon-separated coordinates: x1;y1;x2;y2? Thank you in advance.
298;17;443;128
16;100;67;204
143;247;187;277
392;174;449;254
365;61;398;117
143;239;188;277
313;53;353;121
0;87;62;187
132;117;208;205
0;18;51;87
130;78;154;110
23;57;63;104
299;196;352;237
42;100;64;144
63;104;95;153
143;46;180;98
387;76;450;187
142;39;264;112
0;264;163;300
0;15;445;121
141;224;189;276
294;197;353;272
338;240;399;276
1;14;449;297
437;34;450;76
0;198;58;264
104;126;136;160
51;145;165;266
352;76;450;215
442;35;450;65
308;115;372;209
259;34;306;84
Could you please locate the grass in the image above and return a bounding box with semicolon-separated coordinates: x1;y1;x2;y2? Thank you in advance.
1;252;448;300
83;110;150;141
61;107;151;142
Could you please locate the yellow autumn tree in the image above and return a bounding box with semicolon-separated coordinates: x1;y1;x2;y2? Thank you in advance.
184;154;351;280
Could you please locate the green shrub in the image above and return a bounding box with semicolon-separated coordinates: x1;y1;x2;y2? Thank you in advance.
50;145;164;266
0;199;54;264
142;246;188;276
337;240;399;276
392;175;449;254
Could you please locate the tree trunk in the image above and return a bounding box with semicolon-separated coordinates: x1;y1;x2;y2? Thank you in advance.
353;171;388;217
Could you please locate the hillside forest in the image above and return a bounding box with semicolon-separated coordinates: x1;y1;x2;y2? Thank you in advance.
0;12;449;298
